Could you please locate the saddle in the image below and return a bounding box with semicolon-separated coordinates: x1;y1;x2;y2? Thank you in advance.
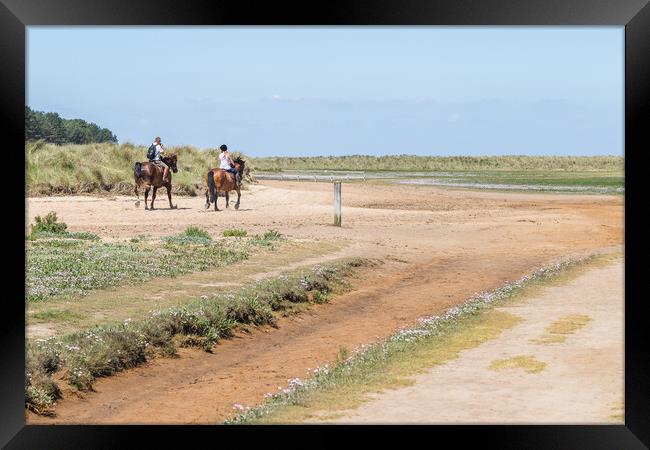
220;169;239;185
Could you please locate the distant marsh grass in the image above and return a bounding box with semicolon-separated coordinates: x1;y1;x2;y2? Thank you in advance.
252;155;623;172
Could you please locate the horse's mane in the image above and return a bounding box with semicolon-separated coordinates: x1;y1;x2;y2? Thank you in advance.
233;156;245;165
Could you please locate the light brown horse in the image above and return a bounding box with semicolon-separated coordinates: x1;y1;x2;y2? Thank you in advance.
133;154;178;210
205;157;246;211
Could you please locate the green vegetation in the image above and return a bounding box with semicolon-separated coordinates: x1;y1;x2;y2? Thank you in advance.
26;142;253;196
489;355;547;374
26;142;623;196
28;212;100;241
26;107;117;144
226;255;599;424
31;212;67;234
453;171;624;188
25;257;375;415
531;314;592;344
27;239;346;337
223;228;248;237
254;156;623;193
252;155;623;172
163;226;213;244
26;219;283;302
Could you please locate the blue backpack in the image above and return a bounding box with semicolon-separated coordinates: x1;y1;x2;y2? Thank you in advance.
147;144;157;160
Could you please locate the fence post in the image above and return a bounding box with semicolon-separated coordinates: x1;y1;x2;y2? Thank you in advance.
334;181;341;226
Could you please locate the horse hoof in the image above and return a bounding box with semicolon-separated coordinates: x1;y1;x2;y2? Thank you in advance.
235;204;240;210
135;201;140;208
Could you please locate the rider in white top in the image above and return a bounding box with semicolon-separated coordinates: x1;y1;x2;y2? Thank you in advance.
219;144;240;187
219;152;232;170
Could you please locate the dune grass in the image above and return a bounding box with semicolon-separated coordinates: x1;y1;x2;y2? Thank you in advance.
26;141;254;196
26;142;623;196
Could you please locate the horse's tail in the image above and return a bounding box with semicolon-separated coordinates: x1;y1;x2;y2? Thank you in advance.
207;170;216;203
134;162;143;179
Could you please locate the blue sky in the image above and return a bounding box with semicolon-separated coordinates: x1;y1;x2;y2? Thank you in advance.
27;27;623;157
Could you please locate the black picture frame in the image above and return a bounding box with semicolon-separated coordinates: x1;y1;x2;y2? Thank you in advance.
2;0;648;448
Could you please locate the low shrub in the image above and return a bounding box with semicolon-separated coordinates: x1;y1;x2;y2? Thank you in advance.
223;228;248;237
29;212;100;241
31;212;67;235
184;226;212;240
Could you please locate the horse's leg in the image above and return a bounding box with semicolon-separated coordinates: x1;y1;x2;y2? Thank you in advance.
166;183;176;209
151;186;158;210
225;191;230;208
134;182;141;207
205;188;210;209
144;187;150;210
235;188;241;210
214;187;219;211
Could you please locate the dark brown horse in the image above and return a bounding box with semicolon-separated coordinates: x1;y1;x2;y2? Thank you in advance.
133;154;178;210
205;157;246;211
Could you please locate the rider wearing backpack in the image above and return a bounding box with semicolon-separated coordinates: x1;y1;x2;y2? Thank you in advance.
148;137;170;183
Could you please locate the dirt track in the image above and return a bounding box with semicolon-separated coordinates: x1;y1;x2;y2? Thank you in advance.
25;181;623;424
314;259;624;424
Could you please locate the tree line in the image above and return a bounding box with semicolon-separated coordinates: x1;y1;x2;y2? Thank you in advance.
25;106;118;144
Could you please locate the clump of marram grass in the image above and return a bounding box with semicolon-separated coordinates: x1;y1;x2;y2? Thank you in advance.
184;226;212;240
164;226;213;244
25;257;376;415
223;228;248;237
225;255;594;424
31;212;67;234
250;229;284;248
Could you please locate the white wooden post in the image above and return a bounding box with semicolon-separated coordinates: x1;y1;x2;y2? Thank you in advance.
334;181;341;226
